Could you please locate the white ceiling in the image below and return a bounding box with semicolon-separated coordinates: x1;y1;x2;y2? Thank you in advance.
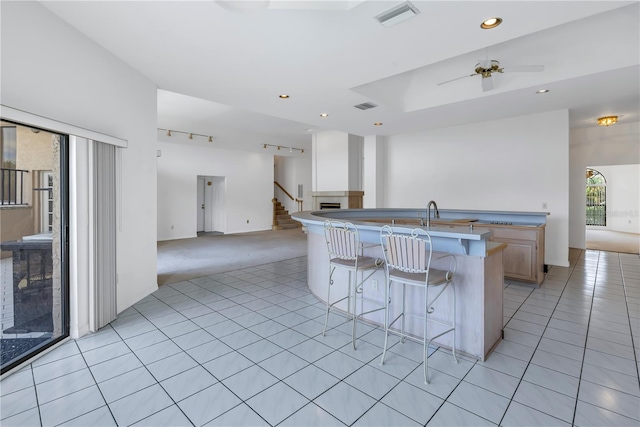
42;1;639;150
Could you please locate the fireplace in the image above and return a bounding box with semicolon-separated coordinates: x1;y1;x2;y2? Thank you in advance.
319;202;341;209
311;191;364;210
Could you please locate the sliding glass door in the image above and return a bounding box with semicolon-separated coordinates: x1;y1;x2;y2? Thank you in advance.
0;119;69;375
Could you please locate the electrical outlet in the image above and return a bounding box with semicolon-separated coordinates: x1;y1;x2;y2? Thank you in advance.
542;202;548;210
372;279;378;291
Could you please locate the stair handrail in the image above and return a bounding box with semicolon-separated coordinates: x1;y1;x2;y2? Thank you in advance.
274;181;294;201
274;181;303;211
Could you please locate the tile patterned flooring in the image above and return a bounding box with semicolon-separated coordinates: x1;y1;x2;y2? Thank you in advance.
1;250;639;426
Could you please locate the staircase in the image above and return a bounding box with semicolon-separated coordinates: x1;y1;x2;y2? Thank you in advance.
272;199;302;230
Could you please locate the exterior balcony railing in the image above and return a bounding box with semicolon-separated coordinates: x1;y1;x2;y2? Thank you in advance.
1;168;29;206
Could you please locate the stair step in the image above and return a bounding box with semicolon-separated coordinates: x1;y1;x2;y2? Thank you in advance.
276;214;292;220
273;222;302;230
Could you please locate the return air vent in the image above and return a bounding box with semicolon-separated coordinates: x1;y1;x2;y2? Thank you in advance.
354;102;378;111
375;1;420;27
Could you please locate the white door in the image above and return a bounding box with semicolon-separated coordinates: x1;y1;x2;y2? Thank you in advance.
197;177;205;232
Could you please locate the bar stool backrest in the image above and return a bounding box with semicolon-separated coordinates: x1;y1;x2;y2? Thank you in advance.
380;225;433;274
324;220;360;261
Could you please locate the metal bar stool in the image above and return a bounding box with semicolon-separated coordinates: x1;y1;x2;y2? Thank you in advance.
322;220;385;350
379;225;458;384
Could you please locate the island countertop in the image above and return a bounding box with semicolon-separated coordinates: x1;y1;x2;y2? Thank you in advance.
292;208;509;360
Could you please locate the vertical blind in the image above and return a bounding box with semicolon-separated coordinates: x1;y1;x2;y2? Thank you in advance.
92;141;117;330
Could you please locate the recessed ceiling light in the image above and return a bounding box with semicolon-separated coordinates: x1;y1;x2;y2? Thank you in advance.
536;89;549;94
374;122;383;126
481;17;502;29
279;94;290;99
320;113;329;117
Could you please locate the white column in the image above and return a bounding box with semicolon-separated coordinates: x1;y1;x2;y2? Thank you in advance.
363;135;386;208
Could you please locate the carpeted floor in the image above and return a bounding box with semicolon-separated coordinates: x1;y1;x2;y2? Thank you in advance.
586;229;640;254
157;228;308;285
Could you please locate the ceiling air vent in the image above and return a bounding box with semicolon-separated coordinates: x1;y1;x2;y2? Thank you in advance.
354;102;378;111
375;1;420;28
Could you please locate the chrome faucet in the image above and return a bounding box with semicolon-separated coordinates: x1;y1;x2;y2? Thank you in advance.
426;200;440;227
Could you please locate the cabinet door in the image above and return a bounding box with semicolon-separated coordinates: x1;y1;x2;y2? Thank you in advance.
496;238;536;281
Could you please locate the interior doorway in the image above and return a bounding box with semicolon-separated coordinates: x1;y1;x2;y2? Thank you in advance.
585;165;640;254
196;175;225;234
197;177;205;232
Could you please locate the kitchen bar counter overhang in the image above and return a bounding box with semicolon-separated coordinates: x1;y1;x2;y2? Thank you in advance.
292;208;548;360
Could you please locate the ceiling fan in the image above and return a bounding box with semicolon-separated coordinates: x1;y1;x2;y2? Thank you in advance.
438;60;544;92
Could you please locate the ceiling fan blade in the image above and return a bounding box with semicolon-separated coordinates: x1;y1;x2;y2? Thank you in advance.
481;76;494;92
501;65;545;73
437;73;478;86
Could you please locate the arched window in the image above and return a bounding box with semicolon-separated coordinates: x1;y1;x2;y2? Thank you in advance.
586;168;606;226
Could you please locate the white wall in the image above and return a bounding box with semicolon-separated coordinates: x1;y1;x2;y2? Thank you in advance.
1;2;158;331
383;110;570;266
586;164;639;234
157;139;274;240
312;131;362;191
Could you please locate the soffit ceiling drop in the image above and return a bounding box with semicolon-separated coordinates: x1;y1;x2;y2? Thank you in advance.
41;1;639;141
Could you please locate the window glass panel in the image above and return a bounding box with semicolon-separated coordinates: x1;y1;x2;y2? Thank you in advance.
1;126;17;169
1;121;68;375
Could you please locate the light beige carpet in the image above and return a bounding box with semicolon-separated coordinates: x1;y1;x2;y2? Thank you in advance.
586;229;640;254
157;228;307;285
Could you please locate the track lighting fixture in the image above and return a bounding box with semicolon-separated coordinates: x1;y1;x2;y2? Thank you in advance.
262;144;305;155
158;128;215;142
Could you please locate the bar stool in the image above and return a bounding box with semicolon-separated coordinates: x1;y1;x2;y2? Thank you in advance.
379;225;457;384
322;220;385;350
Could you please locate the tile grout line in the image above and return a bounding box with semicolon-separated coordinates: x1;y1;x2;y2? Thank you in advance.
129;264;327;427
570;250;601;426
497;251;581;426
69;339;120;427
619;254;640;382
30;362;44;427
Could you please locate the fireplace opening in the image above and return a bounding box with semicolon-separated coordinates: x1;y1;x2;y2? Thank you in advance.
320;202;341;210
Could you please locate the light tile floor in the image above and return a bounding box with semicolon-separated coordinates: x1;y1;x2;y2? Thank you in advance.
1;250;639;426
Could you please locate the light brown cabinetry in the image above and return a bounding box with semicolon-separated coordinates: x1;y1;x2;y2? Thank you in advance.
480;225;545;285
423;222;545;284
359;217;546;285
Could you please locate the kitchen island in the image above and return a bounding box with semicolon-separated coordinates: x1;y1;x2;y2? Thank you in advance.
291;208;541;360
